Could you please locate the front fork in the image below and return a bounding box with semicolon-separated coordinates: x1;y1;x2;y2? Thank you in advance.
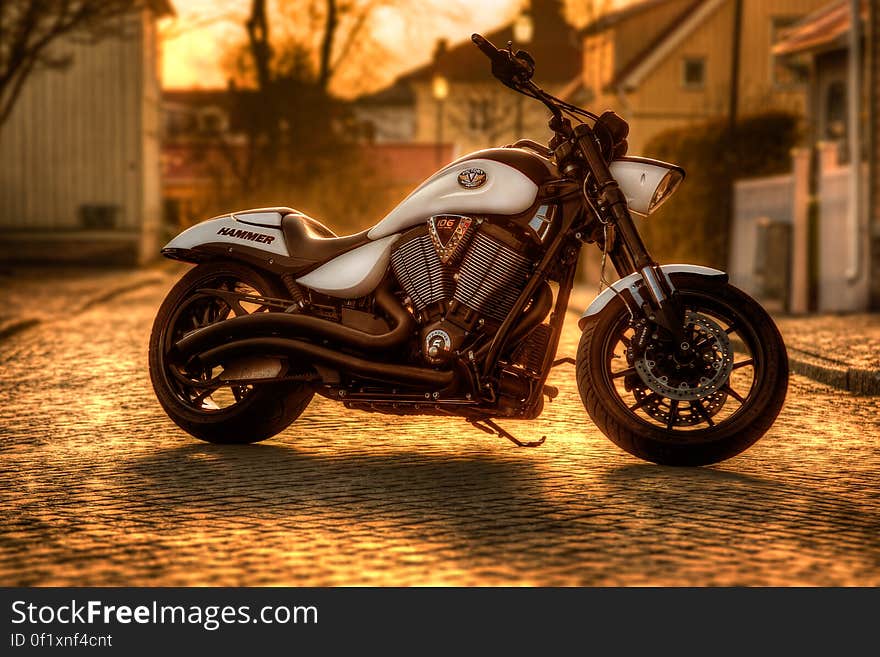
607;226;686;343
574;125;685;342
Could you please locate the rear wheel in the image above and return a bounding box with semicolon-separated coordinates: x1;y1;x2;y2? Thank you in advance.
576;273;788;466
148;261;314;444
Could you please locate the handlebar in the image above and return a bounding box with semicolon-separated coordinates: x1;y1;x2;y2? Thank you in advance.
470;33;535;89
470;32;620;164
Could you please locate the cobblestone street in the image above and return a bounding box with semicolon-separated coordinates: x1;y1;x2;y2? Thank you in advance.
1;273;879;586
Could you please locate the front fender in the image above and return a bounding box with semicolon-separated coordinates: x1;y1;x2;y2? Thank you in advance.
578;264;728;329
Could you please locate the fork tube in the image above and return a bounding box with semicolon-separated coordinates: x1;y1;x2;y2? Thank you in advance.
576;124;684;336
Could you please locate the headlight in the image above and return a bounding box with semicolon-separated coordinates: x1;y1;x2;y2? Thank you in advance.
609;157;686;216
648;169;684;214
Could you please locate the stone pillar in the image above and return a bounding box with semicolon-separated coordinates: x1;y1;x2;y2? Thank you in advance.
869;0;880;308
789;147;811;314
817;140;840;172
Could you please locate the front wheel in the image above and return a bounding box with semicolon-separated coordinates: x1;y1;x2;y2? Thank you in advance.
576;273;788;466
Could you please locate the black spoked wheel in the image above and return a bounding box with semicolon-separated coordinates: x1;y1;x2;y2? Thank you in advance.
149;261;314;444
576;273;788;466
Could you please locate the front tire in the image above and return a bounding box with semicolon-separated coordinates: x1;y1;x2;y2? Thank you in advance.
576;273;788;466
149;261;314;444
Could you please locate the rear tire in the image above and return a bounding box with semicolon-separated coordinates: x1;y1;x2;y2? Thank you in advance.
576;273;788;466
149;261;314;444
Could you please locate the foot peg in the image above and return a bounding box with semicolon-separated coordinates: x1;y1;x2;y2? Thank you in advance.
469;418;546;448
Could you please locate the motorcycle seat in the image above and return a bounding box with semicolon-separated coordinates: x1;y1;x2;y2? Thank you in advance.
282;212;372;264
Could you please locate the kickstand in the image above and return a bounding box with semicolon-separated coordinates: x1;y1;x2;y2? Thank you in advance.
469;418;546;448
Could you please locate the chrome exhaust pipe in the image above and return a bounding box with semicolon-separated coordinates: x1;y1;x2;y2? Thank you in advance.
196;337;455;388
175;282;414;359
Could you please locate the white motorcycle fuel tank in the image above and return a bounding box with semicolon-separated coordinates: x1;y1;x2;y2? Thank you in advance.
295;148;559;298
367;149;557;239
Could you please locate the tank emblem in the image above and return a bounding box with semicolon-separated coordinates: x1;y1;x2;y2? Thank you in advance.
457;167;487;189
428;214;474;264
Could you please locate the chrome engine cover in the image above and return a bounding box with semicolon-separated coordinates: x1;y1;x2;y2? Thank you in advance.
390;218;535;364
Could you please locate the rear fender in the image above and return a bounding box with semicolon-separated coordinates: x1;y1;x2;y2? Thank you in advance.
161;213;289;263
578;264;727;329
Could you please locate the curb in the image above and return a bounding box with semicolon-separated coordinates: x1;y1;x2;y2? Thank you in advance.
0;274;165;345
0;317;40;342
786;347;880;396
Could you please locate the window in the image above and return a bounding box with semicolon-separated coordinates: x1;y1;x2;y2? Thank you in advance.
825;81;847;140
199;107;228;135
771;17;809;88
468;98;491;132
681;57;706;89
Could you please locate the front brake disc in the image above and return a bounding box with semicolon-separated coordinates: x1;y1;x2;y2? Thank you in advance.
633;311;734;402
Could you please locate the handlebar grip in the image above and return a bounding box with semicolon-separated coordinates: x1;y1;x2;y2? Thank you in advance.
471;33;500;60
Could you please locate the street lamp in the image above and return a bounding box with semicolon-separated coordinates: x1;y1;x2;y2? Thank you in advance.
513;8;533;139
432;72;449;166
513;8;534;43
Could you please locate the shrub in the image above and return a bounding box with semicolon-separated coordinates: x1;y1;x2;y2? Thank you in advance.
639;111;800;267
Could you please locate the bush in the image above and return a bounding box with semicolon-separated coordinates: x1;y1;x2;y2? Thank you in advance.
639;111;800;267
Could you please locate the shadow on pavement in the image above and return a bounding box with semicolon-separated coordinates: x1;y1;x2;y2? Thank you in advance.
119;441;547;531
117;442;880;564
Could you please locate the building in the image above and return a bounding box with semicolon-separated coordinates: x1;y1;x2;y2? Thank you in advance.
351;80;417;144
581;0;829;154
160;88;250;229
398;0;583;160
769;0;876;312
162;88;451;232
0;2;173;266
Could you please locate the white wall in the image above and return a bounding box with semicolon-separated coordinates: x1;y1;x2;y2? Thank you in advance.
730;173;794;296
0;11;162;264
816;147;870;312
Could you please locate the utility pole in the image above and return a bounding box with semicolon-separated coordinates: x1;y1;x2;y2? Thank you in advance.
728;0;743;133
870;0;880;308
845;0;863;289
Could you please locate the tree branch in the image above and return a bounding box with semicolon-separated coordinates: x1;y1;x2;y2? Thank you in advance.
0;1;146;129
317;0;337;90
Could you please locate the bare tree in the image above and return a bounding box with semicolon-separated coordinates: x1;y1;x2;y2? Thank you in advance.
216;0;412;190
0;0;152;128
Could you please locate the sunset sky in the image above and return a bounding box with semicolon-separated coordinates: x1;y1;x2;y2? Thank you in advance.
159;1;623;96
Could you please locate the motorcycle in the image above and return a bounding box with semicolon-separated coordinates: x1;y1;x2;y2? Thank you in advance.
149;33;789;466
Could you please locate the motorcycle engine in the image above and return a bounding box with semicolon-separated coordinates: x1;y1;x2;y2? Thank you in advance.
390;214;537;365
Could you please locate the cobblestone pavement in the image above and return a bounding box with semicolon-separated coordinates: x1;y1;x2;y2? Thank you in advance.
0;264;170;339
774;314;880;371
1;274;879;586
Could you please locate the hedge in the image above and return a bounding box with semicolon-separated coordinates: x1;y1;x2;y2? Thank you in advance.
638;111;800;267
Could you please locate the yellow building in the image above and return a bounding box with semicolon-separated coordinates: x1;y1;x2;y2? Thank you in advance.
580;0;829;155
403;0;583;160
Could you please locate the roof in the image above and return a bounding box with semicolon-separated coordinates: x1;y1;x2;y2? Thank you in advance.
605;0;708;92
402;0;581;84
773;0;867;57
353;79;414;107
581;0;675;36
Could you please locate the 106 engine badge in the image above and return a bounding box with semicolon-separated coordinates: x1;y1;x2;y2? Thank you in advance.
427;214;475;264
